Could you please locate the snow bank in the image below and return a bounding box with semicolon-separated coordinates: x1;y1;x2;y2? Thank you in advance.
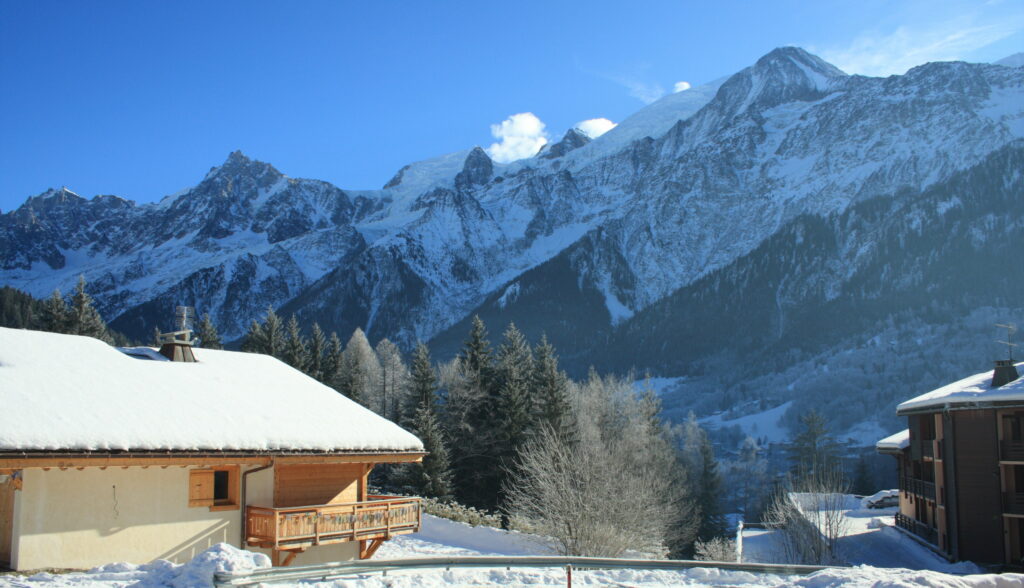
0;328;423;453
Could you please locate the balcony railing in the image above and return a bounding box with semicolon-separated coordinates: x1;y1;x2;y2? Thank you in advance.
245;495;421;550
899;476;936;501
1003;492;1024;515
895;513;938;545
1001;440;1024;462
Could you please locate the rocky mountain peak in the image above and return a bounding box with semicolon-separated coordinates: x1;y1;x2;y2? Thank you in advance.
541;128;591;160
711;47;846;118
204;150;283;186
455;146;493;190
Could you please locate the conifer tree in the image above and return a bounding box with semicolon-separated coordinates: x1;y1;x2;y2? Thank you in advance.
851;455;875;496
682;412;728;543
409;404;454;499
305;323;327;382
322;331;344;386
532;335;574;441
68;276;112;343
240;319;266;353
262;307;284;358
447;316;496;508
39;289;69;334
282;315;308;370
489;323;534;509
406;342;437;419
194;312;223;349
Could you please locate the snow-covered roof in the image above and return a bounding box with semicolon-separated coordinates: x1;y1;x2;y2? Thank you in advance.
875;429;909;453
0;328;423;454
896;362;1024;415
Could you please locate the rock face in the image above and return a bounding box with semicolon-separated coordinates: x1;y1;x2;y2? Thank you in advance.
2;47;1023;432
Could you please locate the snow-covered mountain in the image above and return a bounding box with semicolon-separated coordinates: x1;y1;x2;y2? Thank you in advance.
2;47;1023;437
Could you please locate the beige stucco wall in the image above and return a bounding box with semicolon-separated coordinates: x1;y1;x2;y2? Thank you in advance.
12;466;269;571
12;464;366;571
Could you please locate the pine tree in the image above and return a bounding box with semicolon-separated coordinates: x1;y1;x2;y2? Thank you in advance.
409;404;454;499
405;342;437;421
532;335;574;442
282;315;308;370
39;289;69;334
851;455;875;496
447;315;496;509
681;412;728;543
194;312;223;349
322;331;344;386
67;276;112;343
305;323;327;382
490;323;534;509
240;319;266;353
262;307;284;358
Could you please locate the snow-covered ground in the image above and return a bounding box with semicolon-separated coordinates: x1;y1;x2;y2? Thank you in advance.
742;493;983;575
3;514;1020;587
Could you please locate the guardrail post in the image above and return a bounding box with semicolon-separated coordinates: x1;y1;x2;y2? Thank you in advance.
566;563;572;588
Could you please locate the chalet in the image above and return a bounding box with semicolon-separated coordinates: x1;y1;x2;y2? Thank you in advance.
877;359;1024;565
0;326;426;571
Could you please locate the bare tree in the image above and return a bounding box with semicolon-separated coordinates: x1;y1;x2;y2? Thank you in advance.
694;537;738;562
503;373;696;557
764;467;850;565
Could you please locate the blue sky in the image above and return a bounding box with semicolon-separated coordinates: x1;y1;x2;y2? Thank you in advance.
1;0;1021;211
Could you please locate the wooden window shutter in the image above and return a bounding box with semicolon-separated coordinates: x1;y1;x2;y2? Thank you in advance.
188;470;215;507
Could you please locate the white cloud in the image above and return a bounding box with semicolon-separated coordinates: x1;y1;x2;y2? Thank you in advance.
820;15;1024;76
574;118;617;139
673;81;692;93
621;80;666;104
486;112;549;163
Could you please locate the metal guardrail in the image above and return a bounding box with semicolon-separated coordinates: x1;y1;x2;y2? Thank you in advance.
213;555;835;586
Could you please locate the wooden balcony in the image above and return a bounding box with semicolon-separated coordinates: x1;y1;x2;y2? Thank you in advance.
895;513;937;546
1001;440;1024;462
899;475;936;501
245;495;421;550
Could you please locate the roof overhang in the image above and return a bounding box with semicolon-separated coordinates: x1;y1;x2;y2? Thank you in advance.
0;449;426;472
896;399;1024;417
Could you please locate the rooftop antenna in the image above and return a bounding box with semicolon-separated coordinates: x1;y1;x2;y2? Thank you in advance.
996;323;1017;362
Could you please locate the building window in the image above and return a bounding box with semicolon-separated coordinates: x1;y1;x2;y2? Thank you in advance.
188;466;239;511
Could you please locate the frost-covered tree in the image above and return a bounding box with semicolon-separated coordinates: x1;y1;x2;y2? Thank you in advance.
342;328;380;407
505;373;696;557
788;409;841;477
194;312;223;349
376;338;409;422
262;308;284;358
282;315;308;370
681;412;728;543
68;276;112;343
724;436;768;520
240;319;266;353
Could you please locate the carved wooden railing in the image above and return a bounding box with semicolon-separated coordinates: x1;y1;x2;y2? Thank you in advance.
245;495;421;549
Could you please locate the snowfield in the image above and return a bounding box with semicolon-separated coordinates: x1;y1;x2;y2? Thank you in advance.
2;515;1021;587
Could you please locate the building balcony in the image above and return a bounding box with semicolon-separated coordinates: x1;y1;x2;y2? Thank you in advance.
899;475;936;501
1003;492;1024;516
1000;440;1024;462
895;513;938;545
245;495;421;550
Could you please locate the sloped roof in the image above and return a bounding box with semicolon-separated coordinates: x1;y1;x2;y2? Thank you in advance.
896;362;1024;415
0;327;423;453
875;429;909;454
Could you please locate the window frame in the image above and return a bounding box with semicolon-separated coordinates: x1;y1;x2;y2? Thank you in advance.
188;466;240;511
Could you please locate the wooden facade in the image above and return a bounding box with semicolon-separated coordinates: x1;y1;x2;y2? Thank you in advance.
885;407;1024;565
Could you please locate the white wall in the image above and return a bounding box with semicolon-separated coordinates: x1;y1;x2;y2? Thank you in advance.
13;466;263;570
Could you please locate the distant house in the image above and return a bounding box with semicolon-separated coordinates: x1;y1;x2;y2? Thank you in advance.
0;327;425;571
877;359;1024;565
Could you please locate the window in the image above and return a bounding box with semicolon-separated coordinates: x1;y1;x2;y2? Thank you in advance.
188;466;239;511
